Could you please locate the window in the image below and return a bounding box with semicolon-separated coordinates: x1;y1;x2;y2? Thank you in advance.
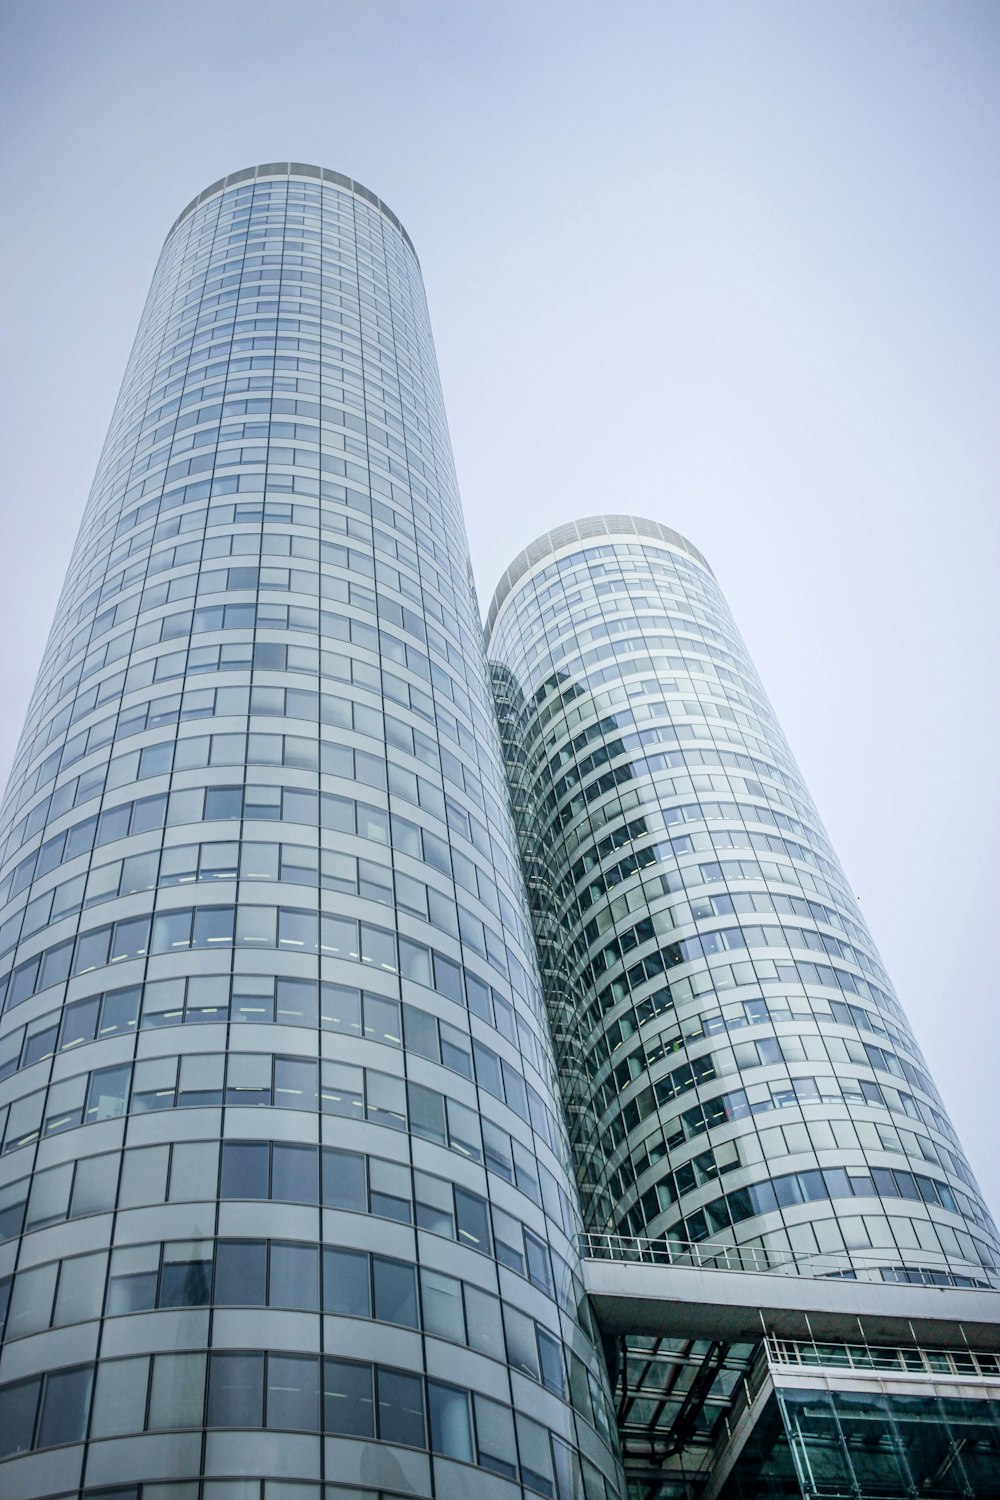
6;1261;57;1339
428;1380;473;1462
372;1257;417;1328
208;1350;263;1428
270;1243;319;1311
323;1358;373;1437
37;1365;92;1447
160;1242;212;1307
475;1394;517;1478
25;1163;72;1229
323;1247;370;1317
455;1188;490;1253
276;977;317;1027
321;1061;362;1118
368;1158;411;1222
321;982;362;1036
215;1241;266;1306
119;1145;169;1208
272;1143;317;1203
151;910;193;953
170;1141;218;1202
274;1056;318;1111
84;1064;131;1123
221;1140;268;1200
517;1413;555;1498
266;1355;320;1432
420;1267;464;1344
377;1368;425;1448
321;1148;366;1212
205;787;242;820
504;1305;540;1380
192;906;234;947
91;1357;148;1438
70;1151;118;1215
54;1251;106;1326
107;1245;159;1315
537;1327;567;1397
226;1053;271;1107
366;1070;405;1130
149;1351;206;1429
446;1097;482;1161
0;1378;40;1459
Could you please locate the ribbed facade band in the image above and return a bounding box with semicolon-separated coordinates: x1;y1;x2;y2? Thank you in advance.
0;168;625;1500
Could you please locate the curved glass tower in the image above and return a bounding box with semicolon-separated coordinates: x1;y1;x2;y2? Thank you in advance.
488;515;1000;1291
0;167;624;1500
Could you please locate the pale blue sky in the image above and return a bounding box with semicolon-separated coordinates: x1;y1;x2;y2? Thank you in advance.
1;0;998;1208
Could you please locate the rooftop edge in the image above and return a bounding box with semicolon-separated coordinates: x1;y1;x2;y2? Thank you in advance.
164;162;418;263
485;513;713;644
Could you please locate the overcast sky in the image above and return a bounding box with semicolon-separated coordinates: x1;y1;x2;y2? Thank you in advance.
1;0;998;1212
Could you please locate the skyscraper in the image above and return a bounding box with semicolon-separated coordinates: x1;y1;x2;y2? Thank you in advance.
487;515;998;1286
487;516;1000;1496
0;167;625;1500
1;168;998;1500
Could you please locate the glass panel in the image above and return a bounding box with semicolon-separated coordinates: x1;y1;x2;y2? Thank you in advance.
54;1251;106;1326
420;1267;464;1344
266;1355;320;1432
276;978;318;1027
107;1245;159;1314
149;1352;207;1430
0;1378;41;1459
6;1261;57;1339
365;1070;405;1130
323;1358;374;1437
269;1243;319;1311
160;1242;212;1307
215;1241;266;1306
321;1148;366;1211
70;1150;119;1216
91;1357;149;1437
232;975;274;1022
169;1140;219;1202
320;983;362;1036
85;1063;131;1123
221;1141;269;1199
208;1352;264;1427
364;994;401;1046
38;1365;92;1447
475;1394;517;1478
503;1305;540;1380
25;1162;73;1228
272;1143;318;1203
517;1413;555;1498
552;1436;582;1500
321;1061;363;1118
372;1257;417;1328
428;1380;473;1462
377;1368;425;1448
538;1327;566;1397
274;1056;317;1111
455;1187;490;1253
322;1247;371;1317
369;1157;412;1222
465;1285;504;1361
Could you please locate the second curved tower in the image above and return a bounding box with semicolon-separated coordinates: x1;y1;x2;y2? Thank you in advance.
488;515;999;1290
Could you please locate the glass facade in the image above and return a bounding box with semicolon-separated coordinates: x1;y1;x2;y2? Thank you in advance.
0;167;624;1500
487;516;1000;1290
717;1339;1000;1498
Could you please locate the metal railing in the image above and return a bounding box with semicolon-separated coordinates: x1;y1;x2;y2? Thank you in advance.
580;1231;1000;1287
765;1335;1000;1378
